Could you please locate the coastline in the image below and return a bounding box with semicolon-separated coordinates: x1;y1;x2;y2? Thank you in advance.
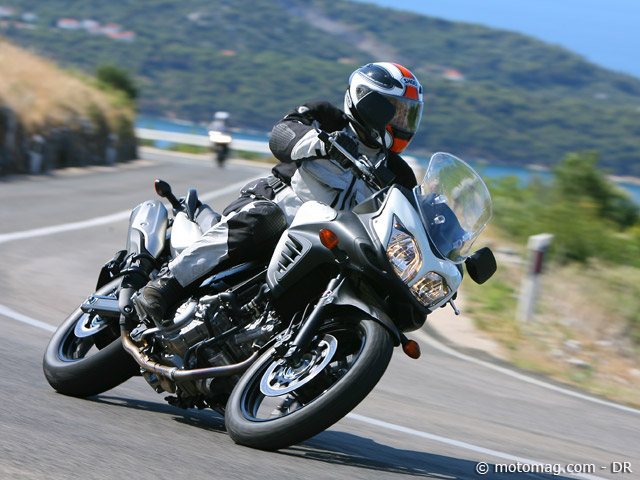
505;162;640;187
608;174;640;187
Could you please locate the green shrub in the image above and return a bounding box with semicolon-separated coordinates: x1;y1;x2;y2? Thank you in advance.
95;64;139;101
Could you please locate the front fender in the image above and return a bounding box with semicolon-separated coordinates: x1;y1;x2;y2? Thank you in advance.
331;277;401;346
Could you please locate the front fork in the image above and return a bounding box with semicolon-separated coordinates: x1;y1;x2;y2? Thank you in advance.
278;274;345;364
118;253;157;329
276;272;403;365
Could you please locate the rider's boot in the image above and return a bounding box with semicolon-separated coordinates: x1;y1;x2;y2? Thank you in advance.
134;271;185;326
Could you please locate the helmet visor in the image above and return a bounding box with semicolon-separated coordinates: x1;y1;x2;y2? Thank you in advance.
386;95;423;133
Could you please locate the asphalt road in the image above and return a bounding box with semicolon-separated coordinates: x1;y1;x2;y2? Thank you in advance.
1;149;638;480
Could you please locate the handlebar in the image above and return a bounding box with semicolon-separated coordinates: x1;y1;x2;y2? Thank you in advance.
317;131;384;190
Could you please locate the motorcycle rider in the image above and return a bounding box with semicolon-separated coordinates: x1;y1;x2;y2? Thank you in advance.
208;111;230;134
134;62;424;325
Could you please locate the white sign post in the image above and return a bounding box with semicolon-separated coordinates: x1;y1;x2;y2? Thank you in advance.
517;233;554;323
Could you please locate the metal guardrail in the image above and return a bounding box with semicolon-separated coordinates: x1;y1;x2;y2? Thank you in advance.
135;128;272;154
135;127;421;172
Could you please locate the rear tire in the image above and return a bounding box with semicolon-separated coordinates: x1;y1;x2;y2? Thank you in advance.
43;278;139;397
225;318;393;450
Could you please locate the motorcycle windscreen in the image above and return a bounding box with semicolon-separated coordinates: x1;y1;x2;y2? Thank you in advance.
414;152;492;263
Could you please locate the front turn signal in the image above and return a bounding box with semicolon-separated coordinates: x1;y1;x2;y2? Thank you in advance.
319;228;339;250
402;339;421;359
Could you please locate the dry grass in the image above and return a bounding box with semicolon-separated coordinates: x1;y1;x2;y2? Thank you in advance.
0;38;132;130
465;225;640;407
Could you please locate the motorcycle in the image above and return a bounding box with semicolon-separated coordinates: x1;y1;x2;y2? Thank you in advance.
43;98;496;451
208;129;231;168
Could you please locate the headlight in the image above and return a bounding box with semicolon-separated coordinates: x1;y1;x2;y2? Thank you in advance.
385;218;422;282
410;272;450;307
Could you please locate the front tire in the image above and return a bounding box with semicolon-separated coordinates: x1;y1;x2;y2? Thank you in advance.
225;318;393;450
43;278;139;397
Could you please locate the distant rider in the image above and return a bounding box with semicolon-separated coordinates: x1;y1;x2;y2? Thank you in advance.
208;111;231;167
135;62;425;325
208;111;231;135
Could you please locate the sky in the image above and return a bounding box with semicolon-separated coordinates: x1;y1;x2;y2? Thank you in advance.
352;0;640;79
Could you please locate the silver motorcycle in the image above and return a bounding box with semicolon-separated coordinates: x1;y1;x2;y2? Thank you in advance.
43;101;496;450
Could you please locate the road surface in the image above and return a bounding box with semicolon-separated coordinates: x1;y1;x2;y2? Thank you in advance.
0;149;637;479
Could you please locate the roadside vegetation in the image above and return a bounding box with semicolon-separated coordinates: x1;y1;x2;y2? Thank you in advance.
0;38;135;133
465;152;640;406
0;38;137;174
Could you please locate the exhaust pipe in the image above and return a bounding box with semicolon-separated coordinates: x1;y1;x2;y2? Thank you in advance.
121;330;259;381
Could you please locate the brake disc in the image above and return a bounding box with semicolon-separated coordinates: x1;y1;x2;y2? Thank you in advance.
260;334;338;397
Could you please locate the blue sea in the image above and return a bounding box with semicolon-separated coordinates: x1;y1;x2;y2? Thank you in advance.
136;116;640;207
136;115;269;142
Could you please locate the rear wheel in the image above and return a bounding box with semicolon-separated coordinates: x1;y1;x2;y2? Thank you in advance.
225;317;393;450
43;278;139;397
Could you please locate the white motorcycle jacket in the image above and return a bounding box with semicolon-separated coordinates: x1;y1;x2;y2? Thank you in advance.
269;100;417;209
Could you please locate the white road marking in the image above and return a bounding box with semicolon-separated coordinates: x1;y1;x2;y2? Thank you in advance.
0;305;56;332
0;179;257;245
0;210;133;244
347;413;607;480
415;328;640;415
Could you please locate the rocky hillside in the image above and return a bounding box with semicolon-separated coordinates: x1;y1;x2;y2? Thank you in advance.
0;38;136;175
2;0;640;174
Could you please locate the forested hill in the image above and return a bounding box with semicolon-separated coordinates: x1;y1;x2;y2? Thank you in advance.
2;0;640;174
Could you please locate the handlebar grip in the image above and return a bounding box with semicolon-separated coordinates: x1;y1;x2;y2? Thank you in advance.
317;130;331;144
318;130;358;165
316;130;383;190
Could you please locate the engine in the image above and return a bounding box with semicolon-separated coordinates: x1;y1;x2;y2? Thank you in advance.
136;286;280;405
144;289;275;373
160;298;232;360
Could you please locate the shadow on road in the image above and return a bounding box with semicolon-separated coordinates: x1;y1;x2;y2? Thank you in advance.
88;395;581;479
283;430;581;479
89;394;226;433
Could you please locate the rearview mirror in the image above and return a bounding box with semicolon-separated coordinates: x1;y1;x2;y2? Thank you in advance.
465;247;497;284
356;91;396;134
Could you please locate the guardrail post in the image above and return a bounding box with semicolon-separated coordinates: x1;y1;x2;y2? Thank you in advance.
517;233;553;322
106;133;118;165
29;134;45;174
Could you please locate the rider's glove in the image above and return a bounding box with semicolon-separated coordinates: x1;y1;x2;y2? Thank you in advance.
326;131;359;167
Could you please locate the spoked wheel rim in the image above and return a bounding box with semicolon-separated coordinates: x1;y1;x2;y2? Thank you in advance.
239;322;367;422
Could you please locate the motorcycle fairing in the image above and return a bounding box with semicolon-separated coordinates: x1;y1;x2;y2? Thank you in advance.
369;186;462;309
127;200;168;258
266;198;426;333
266;201;372;297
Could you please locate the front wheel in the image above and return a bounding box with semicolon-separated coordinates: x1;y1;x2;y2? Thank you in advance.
43;278;139;397
225;318;393;450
